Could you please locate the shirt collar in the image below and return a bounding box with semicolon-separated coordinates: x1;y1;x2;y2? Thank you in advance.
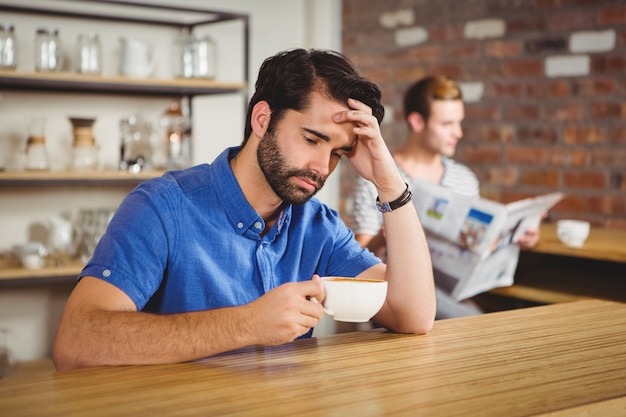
211;147;292;238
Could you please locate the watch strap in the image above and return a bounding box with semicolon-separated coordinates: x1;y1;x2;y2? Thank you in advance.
376;183;412;213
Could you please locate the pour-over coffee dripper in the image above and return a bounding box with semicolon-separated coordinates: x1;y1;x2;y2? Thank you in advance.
69;117;99;171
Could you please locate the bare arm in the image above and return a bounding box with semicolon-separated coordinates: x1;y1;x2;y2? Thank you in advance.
53;276;325;371
338;99;436;334
364;191;436;334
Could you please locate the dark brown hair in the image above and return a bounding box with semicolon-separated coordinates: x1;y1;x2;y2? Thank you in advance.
242;48;384;145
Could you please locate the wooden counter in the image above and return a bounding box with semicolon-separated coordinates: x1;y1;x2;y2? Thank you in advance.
488;223;626;306
2;300;625;416
529;223;626;264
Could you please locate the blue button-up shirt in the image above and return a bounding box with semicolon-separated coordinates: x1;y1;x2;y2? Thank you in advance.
81;147;380;320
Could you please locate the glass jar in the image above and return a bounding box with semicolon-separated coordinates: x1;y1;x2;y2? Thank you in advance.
74;32;101;75
174;33;216;79
0;23;17;70
35;27;63;72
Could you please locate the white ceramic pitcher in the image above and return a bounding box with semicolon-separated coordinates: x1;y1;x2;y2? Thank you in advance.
119;37;155;78
47;214;73;255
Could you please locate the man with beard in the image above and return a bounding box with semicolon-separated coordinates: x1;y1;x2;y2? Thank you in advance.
53;49;436;371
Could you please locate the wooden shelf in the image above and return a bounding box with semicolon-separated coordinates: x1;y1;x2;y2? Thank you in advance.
0;264;82;281
0;169;165;186
0;263;82;285
0;71;246;97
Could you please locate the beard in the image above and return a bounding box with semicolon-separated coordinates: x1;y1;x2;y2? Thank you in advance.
257;128;326;205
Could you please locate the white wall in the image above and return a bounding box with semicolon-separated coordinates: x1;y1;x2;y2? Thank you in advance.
0;0;342;362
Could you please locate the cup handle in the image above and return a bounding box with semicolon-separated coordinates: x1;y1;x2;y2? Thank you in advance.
310;297;333;316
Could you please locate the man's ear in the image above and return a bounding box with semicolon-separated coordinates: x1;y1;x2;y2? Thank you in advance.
251;100;271;138
407;112;425;134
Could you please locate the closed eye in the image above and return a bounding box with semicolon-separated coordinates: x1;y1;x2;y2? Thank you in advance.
304;135;342;159
302;127;353;159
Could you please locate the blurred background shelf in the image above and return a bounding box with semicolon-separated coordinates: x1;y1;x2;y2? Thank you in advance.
0;260;82;285
0;70;246;97
0;169;165;185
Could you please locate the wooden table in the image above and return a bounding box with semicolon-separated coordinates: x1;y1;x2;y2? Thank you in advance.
529;223;626;264
489;224;626;305
1;299;625;416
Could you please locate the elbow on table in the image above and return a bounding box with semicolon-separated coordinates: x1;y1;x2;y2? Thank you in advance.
53;336;90;372
403;319;434;335
401;304;436;335
383;314;434;335
53;346;77;372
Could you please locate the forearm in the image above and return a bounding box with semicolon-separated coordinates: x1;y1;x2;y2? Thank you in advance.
378;201;436;334
53;306;254;371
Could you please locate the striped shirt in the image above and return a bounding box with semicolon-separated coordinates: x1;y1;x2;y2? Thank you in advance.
351;157;480;236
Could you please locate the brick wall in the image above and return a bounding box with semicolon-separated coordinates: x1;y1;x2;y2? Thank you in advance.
341;0;626;229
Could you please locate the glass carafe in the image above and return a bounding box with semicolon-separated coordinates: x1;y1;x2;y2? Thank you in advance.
24;116;50;171
119;115;152;173
69;117;99;171
160;101;191;170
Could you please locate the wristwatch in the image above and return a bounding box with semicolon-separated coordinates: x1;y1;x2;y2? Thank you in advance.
376;183;413;213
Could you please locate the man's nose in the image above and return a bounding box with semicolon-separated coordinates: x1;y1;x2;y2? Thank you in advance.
454;123;463;139
309;151;332;177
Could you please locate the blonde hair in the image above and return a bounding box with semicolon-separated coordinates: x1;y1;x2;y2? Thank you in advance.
403;75;463;122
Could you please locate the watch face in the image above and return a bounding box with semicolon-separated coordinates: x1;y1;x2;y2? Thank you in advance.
376;201;391;213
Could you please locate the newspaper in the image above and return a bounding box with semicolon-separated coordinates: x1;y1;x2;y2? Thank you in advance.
411;179;563;301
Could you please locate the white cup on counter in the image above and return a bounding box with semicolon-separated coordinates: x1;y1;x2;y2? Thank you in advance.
556;220;590;248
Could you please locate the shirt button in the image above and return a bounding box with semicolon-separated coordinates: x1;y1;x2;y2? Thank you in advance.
237;222;244;229
103;269;111;277
255;221;262;229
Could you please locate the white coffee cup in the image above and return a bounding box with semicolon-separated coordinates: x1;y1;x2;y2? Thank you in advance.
556;219;590;248
318;277;387;323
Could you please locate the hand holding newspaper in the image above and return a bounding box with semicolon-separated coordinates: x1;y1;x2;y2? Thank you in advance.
411;179;563;301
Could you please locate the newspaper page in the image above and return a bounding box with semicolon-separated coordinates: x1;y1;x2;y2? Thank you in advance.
411;178;563;300
427;234;520;301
